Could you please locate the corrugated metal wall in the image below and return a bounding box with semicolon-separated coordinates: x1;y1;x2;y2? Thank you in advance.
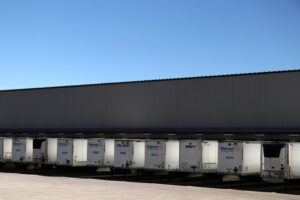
0;71;300;133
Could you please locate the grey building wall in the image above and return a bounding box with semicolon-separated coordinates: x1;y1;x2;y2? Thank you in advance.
0;70;300;133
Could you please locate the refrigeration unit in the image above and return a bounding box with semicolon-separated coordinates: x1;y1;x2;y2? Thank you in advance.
87;138;105;166
12;138;33;163
179;140;218;173
261;142;300;181
0;138;12;162
57;138;87;166
32;138;58;164
218;141;261;177
144;140;166;170
33;139;46;163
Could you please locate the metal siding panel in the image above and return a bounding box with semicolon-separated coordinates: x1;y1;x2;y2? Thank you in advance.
0;71;300;131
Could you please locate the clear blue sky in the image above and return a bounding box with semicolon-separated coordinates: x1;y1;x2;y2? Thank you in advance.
0;0;300;90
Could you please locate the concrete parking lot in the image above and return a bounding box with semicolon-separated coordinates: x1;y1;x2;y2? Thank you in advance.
0;172;299;200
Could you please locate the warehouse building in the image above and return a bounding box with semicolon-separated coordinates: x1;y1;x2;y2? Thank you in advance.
0;70;299;140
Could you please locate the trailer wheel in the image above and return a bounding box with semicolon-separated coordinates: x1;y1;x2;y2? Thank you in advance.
239;176;243;187
110;167;114;177
284;179;288;190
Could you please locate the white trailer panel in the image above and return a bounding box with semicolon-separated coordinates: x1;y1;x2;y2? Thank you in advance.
73;139;87;166
165;140;180;170
114;140;133;168
242;142;261;174
87;138;105;166
287;142;300;179
104;139;114;166
202;140;218;173
46;138;58;164
12;138;33;163
57;138;87;166
132;140;145;168
0;138;12;162
218;141;261;176
145;140;166;170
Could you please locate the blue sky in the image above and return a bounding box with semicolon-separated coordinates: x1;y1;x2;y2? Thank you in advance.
0;0;299;90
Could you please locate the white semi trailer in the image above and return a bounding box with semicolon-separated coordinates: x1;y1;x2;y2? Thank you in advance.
114;140;145;168
114;140;133;168
0;138;12;162
218;141;261;178
87;138;105;166
144;140;180;171
261;142;300;182
144;140;166;170
12;138;33;163
57;138;87;166
179;140;218;173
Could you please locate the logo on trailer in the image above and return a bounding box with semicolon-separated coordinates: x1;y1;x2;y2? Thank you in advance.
147;145;159;150
59;142;69;146
185;142;196;148
220;146;234;152
117;144;129;148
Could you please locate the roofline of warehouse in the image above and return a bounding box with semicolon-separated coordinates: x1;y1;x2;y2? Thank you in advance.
1;68;300;93
1;129;300;141
1;127;300;134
